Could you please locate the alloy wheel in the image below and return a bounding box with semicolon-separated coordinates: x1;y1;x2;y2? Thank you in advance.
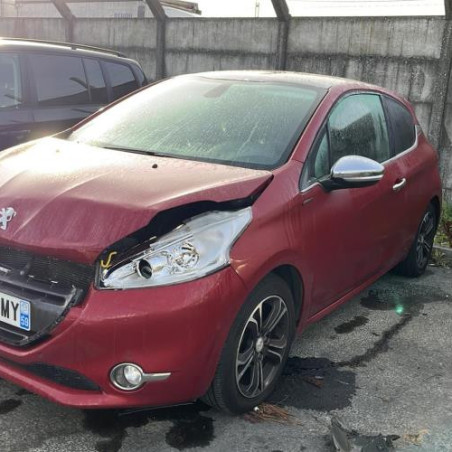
416;210;436;269
235;295;290;399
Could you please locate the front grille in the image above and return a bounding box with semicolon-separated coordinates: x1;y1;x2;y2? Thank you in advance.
0;246;95;346
0;246;94;291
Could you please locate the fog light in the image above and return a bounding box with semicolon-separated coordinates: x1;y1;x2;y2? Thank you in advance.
110;363;172;391
124;365;143;385
110;363;144;391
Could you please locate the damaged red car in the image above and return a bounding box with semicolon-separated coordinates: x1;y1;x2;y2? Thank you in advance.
0;71;441;413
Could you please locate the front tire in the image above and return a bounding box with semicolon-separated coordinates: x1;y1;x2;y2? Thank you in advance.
394;203;437;277
203;274;296;414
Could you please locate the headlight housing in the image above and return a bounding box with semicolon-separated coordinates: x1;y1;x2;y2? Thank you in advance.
98;207;252;289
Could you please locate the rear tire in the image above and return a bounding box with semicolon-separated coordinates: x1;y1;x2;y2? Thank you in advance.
202;274;296;414
394;203;437;277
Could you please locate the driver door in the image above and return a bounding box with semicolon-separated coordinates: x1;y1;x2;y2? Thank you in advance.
300;93;405;316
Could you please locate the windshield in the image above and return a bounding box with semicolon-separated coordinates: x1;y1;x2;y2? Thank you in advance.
68;76;324;170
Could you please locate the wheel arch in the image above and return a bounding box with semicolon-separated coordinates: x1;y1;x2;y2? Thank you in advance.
271;265;304;325
430;196;441;226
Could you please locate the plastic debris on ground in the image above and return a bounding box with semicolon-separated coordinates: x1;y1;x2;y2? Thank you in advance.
331;416;399;452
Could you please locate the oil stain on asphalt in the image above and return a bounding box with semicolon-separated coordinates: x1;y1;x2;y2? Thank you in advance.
361;289;398;311
337;313;414;368
15;388;33;396
84;402;214;452
334;315;369;334
0;398;22;414
360;283;448;314
165;410;213;450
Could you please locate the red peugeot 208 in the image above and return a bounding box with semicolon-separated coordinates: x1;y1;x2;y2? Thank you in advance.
0;72;441;413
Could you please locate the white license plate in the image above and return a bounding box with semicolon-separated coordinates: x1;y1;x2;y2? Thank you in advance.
0;292;31;331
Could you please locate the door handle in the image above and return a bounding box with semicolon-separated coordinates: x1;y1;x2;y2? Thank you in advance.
392;178;407;192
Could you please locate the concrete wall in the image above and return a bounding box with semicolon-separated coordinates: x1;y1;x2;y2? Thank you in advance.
0;16;451;199
0;2;16;17
0;17;67;40
165;19;279;75
442;69;452;198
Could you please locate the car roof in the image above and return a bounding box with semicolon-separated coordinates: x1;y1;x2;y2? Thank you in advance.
189;70;376;90
0;37;138;64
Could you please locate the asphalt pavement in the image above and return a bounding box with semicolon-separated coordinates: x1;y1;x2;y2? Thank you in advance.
0;266;451;452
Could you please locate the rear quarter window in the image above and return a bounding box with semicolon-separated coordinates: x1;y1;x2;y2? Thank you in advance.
384;97;416;155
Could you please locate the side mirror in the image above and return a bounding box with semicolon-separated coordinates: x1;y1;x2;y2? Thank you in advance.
321;155;385;191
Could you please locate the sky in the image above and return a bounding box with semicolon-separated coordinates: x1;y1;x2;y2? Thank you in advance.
196;0;445;17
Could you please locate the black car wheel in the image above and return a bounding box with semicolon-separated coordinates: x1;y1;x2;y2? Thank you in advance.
202;274;296;414
394;203;437;277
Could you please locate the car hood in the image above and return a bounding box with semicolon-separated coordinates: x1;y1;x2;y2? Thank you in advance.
0;138;272;264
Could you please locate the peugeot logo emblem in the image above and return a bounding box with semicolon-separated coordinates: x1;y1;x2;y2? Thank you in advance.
0;207;16;231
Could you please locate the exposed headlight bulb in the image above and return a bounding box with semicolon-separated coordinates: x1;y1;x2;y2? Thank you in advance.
136;259;153;279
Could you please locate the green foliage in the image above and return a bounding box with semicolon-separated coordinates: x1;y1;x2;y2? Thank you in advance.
435;200;452;248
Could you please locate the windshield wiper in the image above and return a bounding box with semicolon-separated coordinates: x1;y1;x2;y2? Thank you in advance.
100;145;152;156
99;145;184;160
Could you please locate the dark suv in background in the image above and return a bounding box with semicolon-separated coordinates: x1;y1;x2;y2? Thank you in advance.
0;38;147;150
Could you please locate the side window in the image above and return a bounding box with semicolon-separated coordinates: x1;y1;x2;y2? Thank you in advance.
30;54;89;106
384;97;416;155
300;127;330;189
0;54;22;108
104;62;138;101
84;59;108;104
329;94;390;164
